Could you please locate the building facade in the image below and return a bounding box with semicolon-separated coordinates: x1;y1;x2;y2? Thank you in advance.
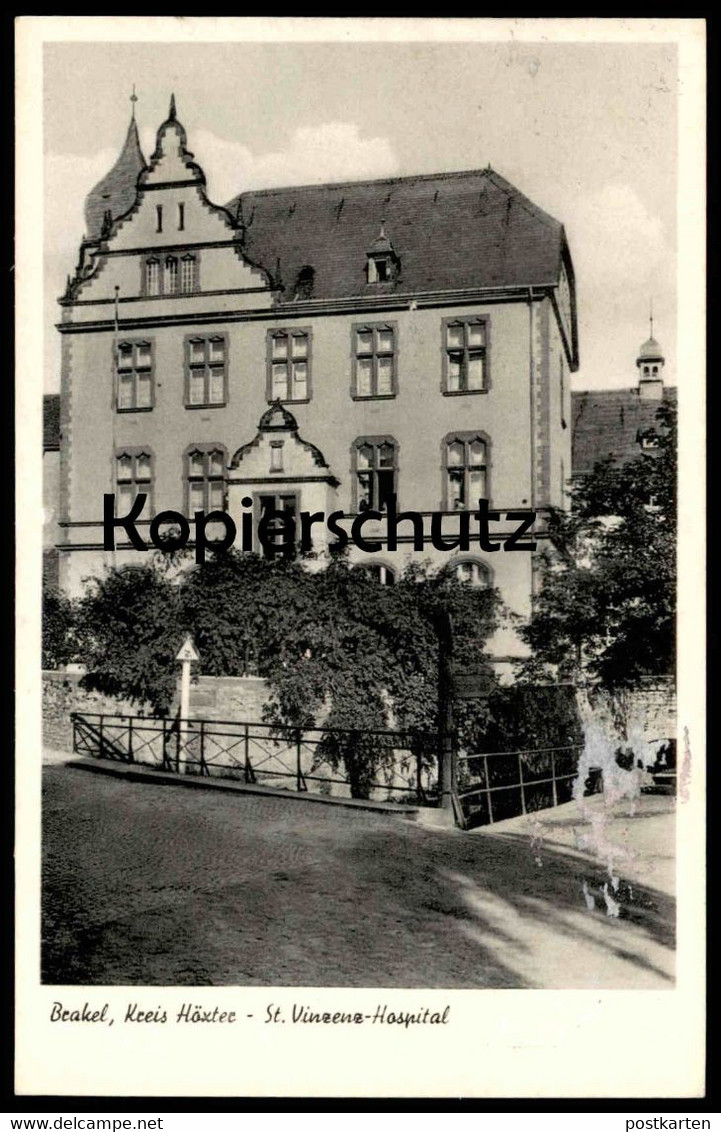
55;97;579;660
571;331;675;479
43;393;61;588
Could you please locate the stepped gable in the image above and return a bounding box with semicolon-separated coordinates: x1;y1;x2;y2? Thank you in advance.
228;167;567;300
571;387;677;476
84;117;147;243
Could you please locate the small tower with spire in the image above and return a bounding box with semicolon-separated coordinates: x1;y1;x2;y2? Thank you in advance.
83;91;147;244
636;302;665;400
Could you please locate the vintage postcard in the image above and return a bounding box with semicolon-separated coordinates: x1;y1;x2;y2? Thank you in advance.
15;17;706;1099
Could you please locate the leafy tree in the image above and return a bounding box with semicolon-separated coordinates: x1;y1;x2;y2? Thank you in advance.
74;544;503;796
519;401;676;688
257;555;501;796
42;584;78;669
75;561;183;713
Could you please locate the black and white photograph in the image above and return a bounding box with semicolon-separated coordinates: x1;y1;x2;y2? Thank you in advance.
16;17;705;1099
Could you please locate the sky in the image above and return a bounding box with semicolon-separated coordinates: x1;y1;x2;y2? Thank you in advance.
43;36;678;392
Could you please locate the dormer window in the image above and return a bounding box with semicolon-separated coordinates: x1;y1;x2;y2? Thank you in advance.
366;221;398;285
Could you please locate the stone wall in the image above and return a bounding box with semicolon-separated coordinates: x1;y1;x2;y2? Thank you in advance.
42;671;147;751
173;676;272;723
577;679;676;749
42;671;273;752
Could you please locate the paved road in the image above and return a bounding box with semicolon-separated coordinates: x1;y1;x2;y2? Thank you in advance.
42;763;675;988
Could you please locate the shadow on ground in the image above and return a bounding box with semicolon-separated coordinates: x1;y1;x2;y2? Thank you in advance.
42;766;675;988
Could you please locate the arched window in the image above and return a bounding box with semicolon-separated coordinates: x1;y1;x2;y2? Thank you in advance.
455;560;491;588
164;256;178;294
353;437;397;512
181;254;197;293
145;258;160;296
444;433;488;509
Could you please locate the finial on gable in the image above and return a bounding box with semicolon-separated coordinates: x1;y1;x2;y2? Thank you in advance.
169;93;177;121
130;84;138;120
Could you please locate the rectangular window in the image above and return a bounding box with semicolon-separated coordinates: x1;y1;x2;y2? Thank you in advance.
178;203;185;231
267;330;311;402
116;340;154;412
270;442;284;472
445;435;488;509
186;447;227;513
352;323;396;398
443;317;489;393
156;205;163;233
164;257;178;294
146;259;160;296
116;451;152;515
181;254;197;293
354;438;397;512
185;335;227;408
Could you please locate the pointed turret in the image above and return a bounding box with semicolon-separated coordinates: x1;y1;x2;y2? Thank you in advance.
84;110;147;242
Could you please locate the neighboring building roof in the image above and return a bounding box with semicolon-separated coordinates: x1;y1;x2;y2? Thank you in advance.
84;117;147;242
43;394;60;452
571;387;676;477
228;167;567;300
637;336;665;363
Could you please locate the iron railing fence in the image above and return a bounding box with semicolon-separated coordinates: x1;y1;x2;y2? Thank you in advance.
70;712;438;806
454;742;586;829
70;713;592;825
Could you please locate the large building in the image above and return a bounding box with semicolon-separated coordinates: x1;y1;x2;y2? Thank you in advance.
54;96;579;660
571;331;675;478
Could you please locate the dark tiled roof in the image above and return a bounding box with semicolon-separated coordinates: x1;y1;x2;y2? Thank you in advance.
571;387;677;476
85;119;146;242
227;167;566;300
43;394;60;452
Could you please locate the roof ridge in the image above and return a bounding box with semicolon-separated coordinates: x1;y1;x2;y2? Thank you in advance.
228;165;495;205
484;169;562;234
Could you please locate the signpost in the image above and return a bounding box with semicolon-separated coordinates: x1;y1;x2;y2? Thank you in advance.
435;610;456;822
176;635;200;772
451;667;490;701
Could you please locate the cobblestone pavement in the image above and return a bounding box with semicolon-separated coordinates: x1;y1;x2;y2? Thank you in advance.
42;763;675;988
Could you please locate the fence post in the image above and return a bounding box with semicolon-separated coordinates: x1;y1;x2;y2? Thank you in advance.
296;728;303;792
519;753;526;815
244;722;251;783
199;719;206;776
416;746;424;805
99;715;104;758
71;713;77;754
436;611;457;822
485;755;494;824
551;750;558;808
127;716;133;763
